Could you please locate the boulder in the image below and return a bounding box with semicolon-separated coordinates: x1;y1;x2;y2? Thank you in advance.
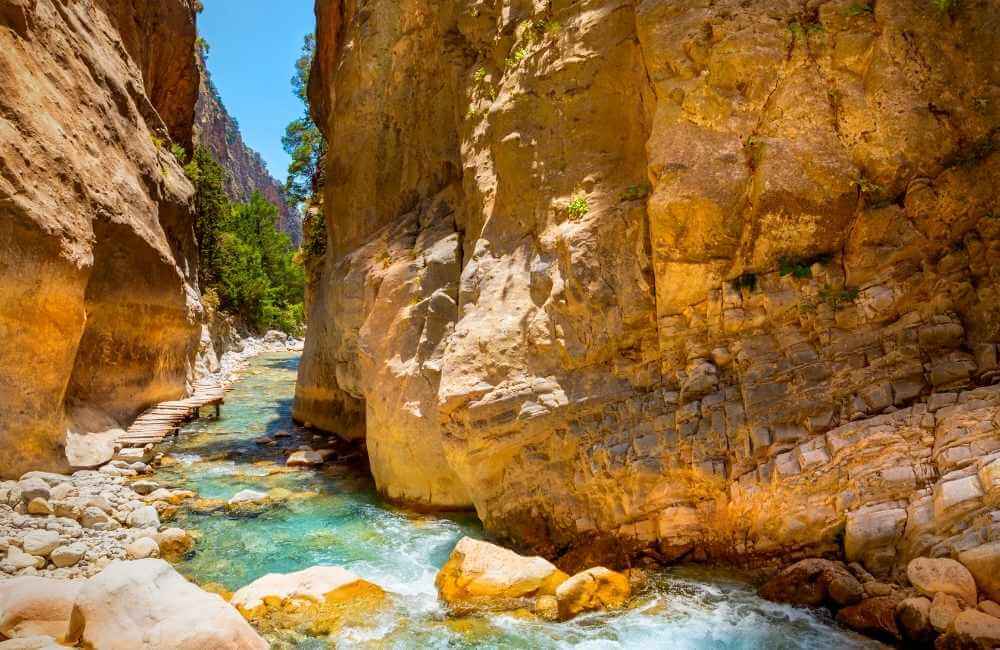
758;558;864;608
19;473;70;487
156;529;194;561
435;538;568;609
929;592;963;633
980;601;1000;619
126;505;160;529
286;451;324;467
835;596;902;643
554;567;630;619
20;531;61;558
959;542;1000;602
50;543;86;569
230;565;385;633
896;596;933;644
937;610;1000;649
0;576;81;640
66;559;268;649
907;557;977;606
126;537;160;560
227;490;268;505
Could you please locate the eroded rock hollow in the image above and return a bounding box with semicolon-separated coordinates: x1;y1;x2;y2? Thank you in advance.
0;0;203;478
297;0;1000;575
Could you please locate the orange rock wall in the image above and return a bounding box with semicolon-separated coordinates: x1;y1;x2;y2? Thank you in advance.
299;0;999;575
0;0;203;477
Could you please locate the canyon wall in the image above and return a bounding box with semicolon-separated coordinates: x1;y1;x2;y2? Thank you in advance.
0;0;203;478
194;57;302;245
298;0;1000;577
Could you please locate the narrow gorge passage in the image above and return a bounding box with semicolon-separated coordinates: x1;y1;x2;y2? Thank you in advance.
152;352;880;648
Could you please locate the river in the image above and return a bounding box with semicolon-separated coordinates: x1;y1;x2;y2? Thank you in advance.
151;352;881;649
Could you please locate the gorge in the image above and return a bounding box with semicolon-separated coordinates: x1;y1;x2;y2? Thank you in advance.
1;0;999;648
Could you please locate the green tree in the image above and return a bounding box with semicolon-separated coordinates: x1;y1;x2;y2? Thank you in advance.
283;34;325;207
188;146;229;288
186;148;305;334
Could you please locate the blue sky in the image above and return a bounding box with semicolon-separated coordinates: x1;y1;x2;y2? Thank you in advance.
197;0;315;180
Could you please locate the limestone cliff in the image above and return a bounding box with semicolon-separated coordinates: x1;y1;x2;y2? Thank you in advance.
297;0;1000;577
194;57;302;245
0;0;203;478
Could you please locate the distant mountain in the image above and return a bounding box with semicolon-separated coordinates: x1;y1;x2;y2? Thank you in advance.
194;57;301;245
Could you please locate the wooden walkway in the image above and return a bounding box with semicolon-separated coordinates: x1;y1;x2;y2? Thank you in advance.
117;380;225;448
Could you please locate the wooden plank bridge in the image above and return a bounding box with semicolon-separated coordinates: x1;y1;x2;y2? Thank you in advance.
116;380;226;448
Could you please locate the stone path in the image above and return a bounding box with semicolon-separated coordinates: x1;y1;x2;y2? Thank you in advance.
116;380;225;448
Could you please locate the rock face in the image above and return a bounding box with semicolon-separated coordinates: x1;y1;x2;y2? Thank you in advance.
298;0;1000;567
0;0;204;479
194;53;300;244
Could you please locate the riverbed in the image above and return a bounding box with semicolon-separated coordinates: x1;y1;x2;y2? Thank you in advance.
151;352;880;648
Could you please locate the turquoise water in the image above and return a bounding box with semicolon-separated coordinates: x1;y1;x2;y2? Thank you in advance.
152;353;881;649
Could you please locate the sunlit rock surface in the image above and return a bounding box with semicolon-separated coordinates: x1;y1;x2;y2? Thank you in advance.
0;0;203;478
298;0;999;571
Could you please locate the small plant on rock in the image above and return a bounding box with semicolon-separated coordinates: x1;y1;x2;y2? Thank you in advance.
567;195;590;219
171;144;188;164
818;284;859;310
932;0;955;12
473;67;487;83
845;2;874;16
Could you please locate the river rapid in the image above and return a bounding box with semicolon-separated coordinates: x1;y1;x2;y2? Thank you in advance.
151;352;881;649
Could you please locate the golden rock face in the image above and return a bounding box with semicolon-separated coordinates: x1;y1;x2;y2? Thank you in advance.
298;0;999;571
0;0;202;478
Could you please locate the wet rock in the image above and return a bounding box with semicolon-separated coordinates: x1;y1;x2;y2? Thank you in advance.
286;451;324;467
896;597;933;645
835;596;902;643
227;490;268;506
67;559;268;649
0;576;81;640
230;565;385;634
21;531;60;558
759;559;864;608
49;543;86;569
534;595;559;621
555;567;630;620
907;557;977;607
958;543;1000;603
156;528;194;561
436;538;568;610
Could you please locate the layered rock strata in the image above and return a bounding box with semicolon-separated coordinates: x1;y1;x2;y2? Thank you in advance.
297;0;1000;577
194;56;301;244
0;0;204;478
